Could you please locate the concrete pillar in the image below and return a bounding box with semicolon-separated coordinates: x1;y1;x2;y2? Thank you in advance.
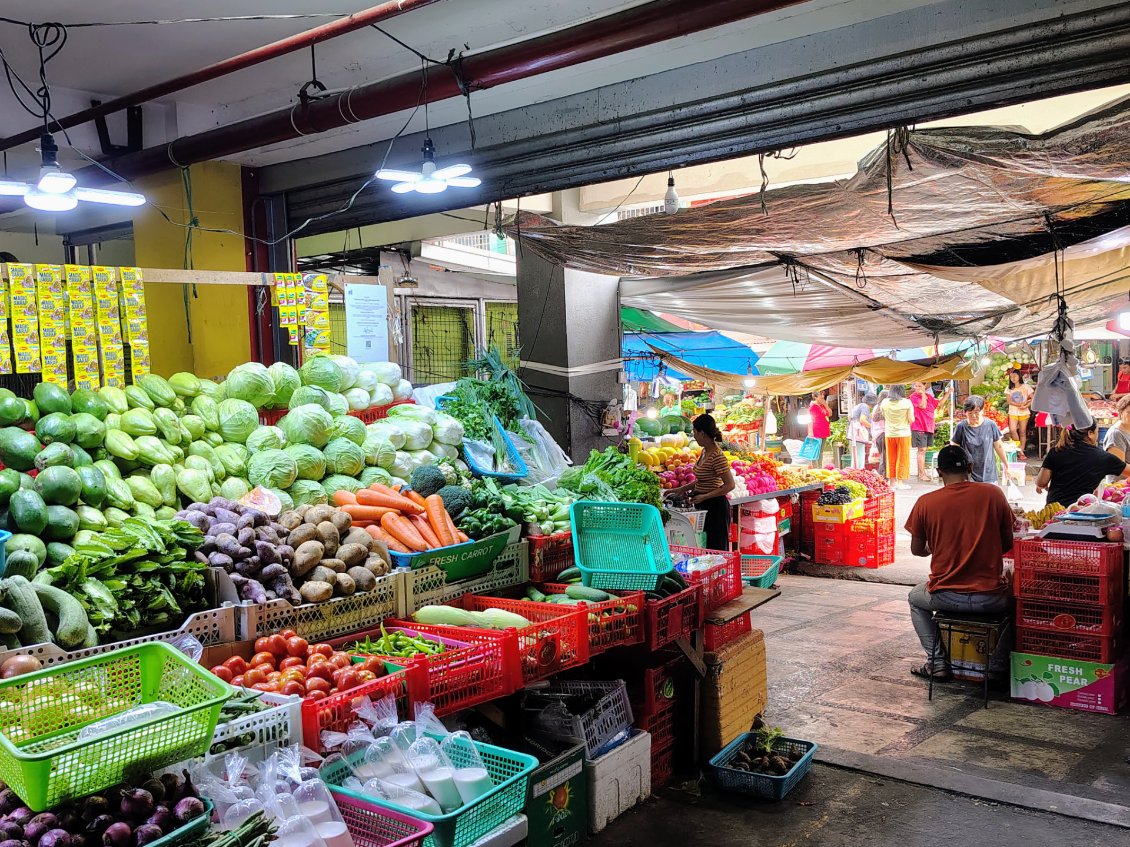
516;243;621;463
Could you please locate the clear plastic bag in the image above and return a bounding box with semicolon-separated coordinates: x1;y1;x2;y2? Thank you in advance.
77;701;179;740
463;438;496;471
440;731;494;804
406;737;462;812
514;418;571;486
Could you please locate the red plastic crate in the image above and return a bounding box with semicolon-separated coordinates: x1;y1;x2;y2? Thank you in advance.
258;407;287;425
527;531;574;582
1016;626;1120;663
639;585;701;650
670;546;742;615
330;626;512;717
538;584;645;654
651;742;675;788
1014;539;1124;604
1015;598;1122;637
705;612;752;652
637;700;676;754
1014;569;1122;607
799;491;821;544
630;654;687;720
349;400;416;424
300;664;423;753
862;492;895;522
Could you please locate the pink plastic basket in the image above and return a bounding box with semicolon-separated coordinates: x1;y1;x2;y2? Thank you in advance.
334;790;434;847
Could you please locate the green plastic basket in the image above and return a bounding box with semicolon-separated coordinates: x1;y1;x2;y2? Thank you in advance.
147;799;215;847
322;739;538;847
570;501;673;591
0;642;232;810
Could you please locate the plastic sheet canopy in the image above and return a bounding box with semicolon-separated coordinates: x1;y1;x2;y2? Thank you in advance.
513;96;1130;345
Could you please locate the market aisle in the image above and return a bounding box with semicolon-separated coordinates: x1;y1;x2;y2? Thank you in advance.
757;575;1130;816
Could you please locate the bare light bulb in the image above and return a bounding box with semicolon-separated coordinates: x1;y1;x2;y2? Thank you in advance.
663;173;679;215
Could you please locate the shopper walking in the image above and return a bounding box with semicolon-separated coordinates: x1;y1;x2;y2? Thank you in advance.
910;381;948;481
1006;370;1034;455
871;389;889;476
880;385;914;489
1037;420;1130;507
951;395;1009;484
848;393;876;469
807;391;832;464
1103;396;1130;463
686;414;736;551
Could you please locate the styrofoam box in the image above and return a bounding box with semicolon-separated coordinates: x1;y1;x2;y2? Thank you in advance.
584;729;651;834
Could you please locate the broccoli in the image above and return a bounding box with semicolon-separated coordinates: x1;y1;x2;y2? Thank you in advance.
437;485;472;518
409;465;447;497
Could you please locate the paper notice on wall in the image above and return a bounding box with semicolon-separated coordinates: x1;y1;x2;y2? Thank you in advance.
36;265;68;386
8;263;40;374
118;267;150;376
0;269;11;375
301;272;331;356
65;265;100;389
93;266;125;387
344;283;389;361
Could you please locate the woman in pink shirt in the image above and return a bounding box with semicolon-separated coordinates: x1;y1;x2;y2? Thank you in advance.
808;391;832;462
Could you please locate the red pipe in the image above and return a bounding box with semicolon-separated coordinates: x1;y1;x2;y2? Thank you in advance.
96;0;806;181
0;0;444;153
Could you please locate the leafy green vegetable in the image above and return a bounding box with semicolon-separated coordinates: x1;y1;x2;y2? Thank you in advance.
560;447;662;510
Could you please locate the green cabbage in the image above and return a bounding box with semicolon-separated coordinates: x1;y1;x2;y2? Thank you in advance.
389;450;413;479
246;425;288;452
432;412;464;446
225;362;275;408
280;404;334;448
329;356;361;390
288;479;328;507
285;444;327;480
366;421;405;450
359;466;394;488
220;476;251;500
265;487;294;512
248;448;298;489
388;404;436;426
323;437;365;477
217;398;260;443
362;434;397;469
288;384;332;411
367;362;402;387
345;388;371;411
399;420;433;451
300;355;344;393
325;393;350;417
329;415;367;446
321;475;363;498
267;362;301;408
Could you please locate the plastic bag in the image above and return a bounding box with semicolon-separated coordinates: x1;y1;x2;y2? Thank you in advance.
1005;480;1024;505
463;438;496;472
516;418;572;486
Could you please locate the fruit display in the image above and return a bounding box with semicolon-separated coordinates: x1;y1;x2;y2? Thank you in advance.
1021;502;1064;531
1101;478;1129;504
816;486;857;506
835;467;891;496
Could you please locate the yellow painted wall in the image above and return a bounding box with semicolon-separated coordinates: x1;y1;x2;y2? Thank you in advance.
132;161;251;379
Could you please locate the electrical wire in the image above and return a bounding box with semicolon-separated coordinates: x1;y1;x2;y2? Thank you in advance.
0;14;352;28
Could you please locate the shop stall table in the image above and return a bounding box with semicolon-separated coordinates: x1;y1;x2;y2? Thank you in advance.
729;483;823;554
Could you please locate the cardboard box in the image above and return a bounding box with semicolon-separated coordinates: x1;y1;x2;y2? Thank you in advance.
811;500;865;523
701;629;767;757
1010;652;1127;715
526;742;589;847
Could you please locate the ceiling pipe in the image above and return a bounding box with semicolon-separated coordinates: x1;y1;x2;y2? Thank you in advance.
0;0;445;153
91;0;807;182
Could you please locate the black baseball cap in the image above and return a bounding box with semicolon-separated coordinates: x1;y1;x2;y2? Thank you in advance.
937;445;972;473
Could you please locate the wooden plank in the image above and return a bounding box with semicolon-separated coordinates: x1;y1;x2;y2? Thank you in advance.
706;587;780;625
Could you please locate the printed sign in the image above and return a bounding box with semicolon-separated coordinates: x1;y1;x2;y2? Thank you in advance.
93;266;125;387
36;265;68;386
65;265;99;388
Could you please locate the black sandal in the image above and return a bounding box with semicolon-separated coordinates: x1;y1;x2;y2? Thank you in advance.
911;663;952;682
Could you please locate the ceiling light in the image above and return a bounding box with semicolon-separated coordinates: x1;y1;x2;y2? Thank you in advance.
397;272;419;289
0;133;145;213
743;363;755;388
663;171;680;215
1118;311;1130;331
376;138;480;196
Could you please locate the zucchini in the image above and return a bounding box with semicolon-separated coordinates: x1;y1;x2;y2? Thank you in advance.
0;576;51;646
565;584;611;602
0;606;22;634
525;586;548;603
557;567;582;582
665;569;689;589
30;581;90;649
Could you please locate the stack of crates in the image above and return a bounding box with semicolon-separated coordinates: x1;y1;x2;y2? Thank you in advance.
811;492;895;568
1013;538;1124;664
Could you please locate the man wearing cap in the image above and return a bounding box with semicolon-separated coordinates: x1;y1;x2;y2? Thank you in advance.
905;445;1014;681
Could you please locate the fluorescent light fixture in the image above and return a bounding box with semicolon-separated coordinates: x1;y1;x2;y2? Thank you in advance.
645;407;659;419
2;133;145;213
74;186;146;206
376;138;480;195
0;180;29;196
24;189;78;212
36;166;76;194
1118;311;1130;331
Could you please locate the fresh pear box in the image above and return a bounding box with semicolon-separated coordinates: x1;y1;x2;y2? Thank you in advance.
1010;652;1127;715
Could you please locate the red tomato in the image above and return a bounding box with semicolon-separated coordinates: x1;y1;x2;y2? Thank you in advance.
309;643;334;658
334;669;361;692
280;628;298;639
266;671;282;682
305;677;331;694
211;665;234;683
306;652;328;666
355;670;377;684
231;675;244;687
223;656;249;675
360;657;386;676
306;662;334;682
329;653;351;670
281;669;306;684
243;668;267;686
254;637;271;654
281;681;306;697
305;690;327;702
286;636;309;658
279;656;305;671
251;652;276;669
265;634;289;658
251;682;275;692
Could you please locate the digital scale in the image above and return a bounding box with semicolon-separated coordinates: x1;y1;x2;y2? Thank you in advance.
1039;512;1120;541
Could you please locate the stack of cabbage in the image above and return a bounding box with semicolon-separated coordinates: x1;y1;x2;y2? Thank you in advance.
223;354;414;413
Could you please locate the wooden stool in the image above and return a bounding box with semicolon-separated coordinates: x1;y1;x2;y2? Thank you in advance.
929;612;1012;707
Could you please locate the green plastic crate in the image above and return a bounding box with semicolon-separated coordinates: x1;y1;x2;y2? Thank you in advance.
322;739;538;847
570;501;673;591
0;642;232;810
147;799;215;847
389;530;510;580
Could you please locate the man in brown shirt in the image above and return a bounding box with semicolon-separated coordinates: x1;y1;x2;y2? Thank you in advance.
905;445;1014;680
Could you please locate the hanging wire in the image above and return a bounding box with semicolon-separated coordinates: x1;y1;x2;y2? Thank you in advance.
853;248;869;289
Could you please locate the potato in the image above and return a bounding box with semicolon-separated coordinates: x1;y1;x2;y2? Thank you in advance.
321;558;346;573
292;540;326;577
310;565;338;586
277;510;304;532
337;543;368;568
330;509;352;534
286;524;320;549
294;504;311;518
368;539;390;567
299;581;334;603
334;572;356;597
365;555;390;577
317;521;340;557
342;528;374;551
307;505;336;526
348;566;376;592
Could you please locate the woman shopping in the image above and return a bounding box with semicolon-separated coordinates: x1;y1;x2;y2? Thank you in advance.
1036;420;1130;507
677;414;736;551
1006;370;1034;455
880;385;914;489
1103;396;1130;462
848;393;876;469
871;389;889;476
808;391;832;462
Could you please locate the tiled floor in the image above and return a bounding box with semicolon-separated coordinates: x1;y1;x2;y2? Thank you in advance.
761;575;1130;805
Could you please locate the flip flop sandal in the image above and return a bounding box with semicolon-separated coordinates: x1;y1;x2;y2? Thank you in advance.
911;663;952;681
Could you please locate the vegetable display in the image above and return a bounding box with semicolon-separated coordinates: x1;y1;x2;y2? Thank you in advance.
724;715;804;776
412;604;533;630
332;484;470;555
560;447;662;510
347;626;447;658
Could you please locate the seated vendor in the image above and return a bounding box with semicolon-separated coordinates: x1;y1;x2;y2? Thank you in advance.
905;445;1014;681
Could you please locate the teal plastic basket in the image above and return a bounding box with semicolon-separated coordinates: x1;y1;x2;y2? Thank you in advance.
321;739;538;847
708;734;817;800
570;501;673;591
741;555;782;589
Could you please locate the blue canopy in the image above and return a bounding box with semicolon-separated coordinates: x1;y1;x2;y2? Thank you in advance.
623;331;759;382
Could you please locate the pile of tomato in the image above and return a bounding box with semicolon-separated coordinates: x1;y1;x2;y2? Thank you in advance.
208;628;387;700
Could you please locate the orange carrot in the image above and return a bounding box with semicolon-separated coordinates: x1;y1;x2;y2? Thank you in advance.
456;530;469;543
381;512;428;552
405;490;428;509
340;504;397;522
410;514;441;549
332;489;357;506
443;509;463;546
356;488;422;514
365;525;409;553
351;519;374;528
424;495;453;547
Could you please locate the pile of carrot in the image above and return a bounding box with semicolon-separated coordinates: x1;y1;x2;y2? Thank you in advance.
332;482;469;554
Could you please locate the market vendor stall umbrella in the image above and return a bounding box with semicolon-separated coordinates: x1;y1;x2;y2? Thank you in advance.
755;341;880;375
623;330;759;382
